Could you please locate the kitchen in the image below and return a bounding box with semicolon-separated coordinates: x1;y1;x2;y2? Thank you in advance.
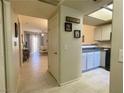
81;3;113;73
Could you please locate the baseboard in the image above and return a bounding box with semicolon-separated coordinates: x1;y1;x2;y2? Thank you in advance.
6;88;17;93
47;70;60;86
59;77;81;86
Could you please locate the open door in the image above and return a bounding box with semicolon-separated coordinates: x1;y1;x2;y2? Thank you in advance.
48;13;59;83
0;0;6;93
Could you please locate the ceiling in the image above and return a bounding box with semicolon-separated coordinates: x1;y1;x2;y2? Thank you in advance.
12;0;113;26
62;0;113;26
83;5;113;26
62;0;112;15
83;16;107;26
11;0;57;19
19;15;48;33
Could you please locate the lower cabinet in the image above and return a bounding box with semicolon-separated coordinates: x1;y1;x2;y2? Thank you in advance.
82;53;87;71
87;52;94;70
94;51;100;68
82;51;100;72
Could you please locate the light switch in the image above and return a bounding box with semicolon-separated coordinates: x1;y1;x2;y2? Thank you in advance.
119;49;123;62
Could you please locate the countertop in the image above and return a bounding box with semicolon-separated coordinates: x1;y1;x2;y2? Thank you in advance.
81;45;97;49
81;44;111;49
81;45;111;53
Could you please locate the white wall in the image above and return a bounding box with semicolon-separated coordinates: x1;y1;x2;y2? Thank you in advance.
11;8;20;89
59;5;83;84
0;1;6;93
3;0;20;93
110;0;123;92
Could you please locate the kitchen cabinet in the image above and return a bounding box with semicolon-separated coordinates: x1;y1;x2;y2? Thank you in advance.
81;53;87;71
95;27;102;41
87;52;94;70
82;50;101;72
95;24;111;41
94;51;100;67
102;24;111;40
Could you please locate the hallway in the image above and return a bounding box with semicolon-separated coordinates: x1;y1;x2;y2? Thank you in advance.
18;52;58;93
0;0;122;93
18;52;109;93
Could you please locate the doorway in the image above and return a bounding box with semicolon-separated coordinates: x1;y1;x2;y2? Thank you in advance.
17;15;58;93
81;2;113;93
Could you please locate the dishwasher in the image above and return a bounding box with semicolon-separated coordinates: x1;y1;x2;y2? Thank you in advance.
105;49;111;71
100;48;111;71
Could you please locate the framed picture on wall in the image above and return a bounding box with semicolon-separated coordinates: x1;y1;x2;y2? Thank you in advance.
74;30;81;38
15;22;18;38
65;22;72;32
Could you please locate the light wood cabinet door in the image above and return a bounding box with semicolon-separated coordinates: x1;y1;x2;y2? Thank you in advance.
102;25;111;40
95;27;102;41
95;24;111;41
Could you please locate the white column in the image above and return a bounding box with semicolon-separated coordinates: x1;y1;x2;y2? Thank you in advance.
0;0;6;93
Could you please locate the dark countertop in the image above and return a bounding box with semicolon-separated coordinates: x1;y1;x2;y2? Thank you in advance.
82;48;100;53
81;45;111;53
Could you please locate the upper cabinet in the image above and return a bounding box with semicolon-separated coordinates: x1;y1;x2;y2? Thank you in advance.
95;24;112;41
102;24;111;40
95;27;102;41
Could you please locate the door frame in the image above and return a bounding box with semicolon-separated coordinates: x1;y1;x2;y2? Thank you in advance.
1;0;7;93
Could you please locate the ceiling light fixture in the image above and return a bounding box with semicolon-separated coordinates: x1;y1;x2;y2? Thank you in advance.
88;8;112;21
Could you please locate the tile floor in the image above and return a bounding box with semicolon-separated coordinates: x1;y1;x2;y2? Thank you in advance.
18;52;110;93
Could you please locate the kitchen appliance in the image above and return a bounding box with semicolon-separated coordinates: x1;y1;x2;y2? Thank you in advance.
105;49;111;71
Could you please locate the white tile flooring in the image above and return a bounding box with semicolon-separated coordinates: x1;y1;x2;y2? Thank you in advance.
18;52;110;93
